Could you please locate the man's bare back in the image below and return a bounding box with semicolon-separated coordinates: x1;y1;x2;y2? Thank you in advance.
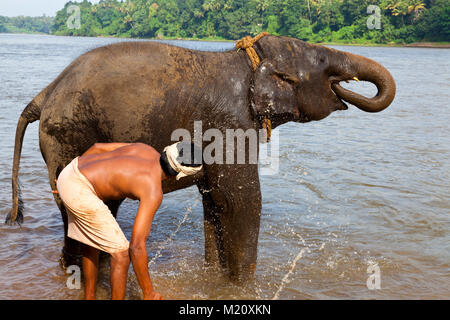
78;143;164;202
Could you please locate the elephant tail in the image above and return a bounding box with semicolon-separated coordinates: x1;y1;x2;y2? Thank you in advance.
6;98;43;225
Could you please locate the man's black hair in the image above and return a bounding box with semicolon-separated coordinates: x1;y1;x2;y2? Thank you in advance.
160;152;178;176
160;142;202;177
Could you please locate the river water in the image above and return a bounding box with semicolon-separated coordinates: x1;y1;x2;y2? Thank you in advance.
0;33;448;300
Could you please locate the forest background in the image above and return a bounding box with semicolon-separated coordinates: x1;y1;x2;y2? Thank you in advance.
0;0;448;45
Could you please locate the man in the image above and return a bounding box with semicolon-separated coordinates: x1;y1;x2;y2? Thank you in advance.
56;142;203;300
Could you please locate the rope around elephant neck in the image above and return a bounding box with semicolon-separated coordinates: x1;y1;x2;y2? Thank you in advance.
235;32;269;71
236;32;272;142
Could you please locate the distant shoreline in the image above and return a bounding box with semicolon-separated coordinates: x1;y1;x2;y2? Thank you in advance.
322;41;450;48
1;32;449;48
403;42;450;48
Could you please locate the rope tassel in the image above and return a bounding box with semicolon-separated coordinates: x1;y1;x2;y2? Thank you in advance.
262;117;272;142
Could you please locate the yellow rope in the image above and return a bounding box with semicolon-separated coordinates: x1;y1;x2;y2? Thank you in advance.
236;32;270;71
262;117;272;142
236;32;272;141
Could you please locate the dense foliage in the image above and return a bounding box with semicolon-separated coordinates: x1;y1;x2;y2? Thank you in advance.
1;0;449;43
0;15;54;34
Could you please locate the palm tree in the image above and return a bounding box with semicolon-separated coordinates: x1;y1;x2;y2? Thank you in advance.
385;0;409;25
407;0;426;20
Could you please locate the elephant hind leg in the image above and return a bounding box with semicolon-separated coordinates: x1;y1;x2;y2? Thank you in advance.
44;150;83;270
51;162;125;267
105;199;125;219
40;125;105;270
48;164;83;270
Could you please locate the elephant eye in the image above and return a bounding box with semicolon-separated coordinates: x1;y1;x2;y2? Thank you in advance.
274;71;299;85
281;74;299;84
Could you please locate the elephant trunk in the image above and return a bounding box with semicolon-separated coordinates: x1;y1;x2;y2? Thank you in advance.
331;52;396;113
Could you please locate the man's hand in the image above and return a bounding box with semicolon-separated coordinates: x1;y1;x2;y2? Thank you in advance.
145;292;164;300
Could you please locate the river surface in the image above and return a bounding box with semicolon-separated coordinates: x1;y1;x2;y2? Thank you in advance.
0;33;448;300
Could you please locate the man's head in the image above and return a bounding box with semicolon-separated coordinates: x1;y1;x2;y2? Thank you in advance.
160;142;203;180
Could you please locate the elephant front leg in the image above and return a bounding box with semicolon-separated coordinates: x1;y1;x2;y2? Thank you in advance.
200;190;225;269
199;165;262;282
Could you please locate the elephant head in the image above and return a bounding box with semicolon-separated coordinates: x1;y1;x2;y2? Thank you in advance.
250;36;396;127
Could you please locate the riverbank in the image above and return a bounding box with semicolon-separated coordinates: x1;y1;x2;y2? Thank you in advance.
306;39;450;48
92;35;450;48
2;32;449;48
119;35;450;48
403;42;450;48
62;34;450;48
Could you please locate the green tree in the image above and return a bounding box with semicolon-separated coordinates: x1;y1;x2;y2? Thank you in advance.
42;0;449;43
415;0;449;41
266;15;280;34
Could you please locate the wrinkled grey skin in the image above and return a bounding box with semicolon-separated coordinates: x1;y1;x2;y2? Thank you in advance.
8;36;395;282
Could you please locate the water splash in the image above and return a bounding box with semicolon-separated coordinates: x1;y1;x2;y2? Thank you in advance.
272;247;307;300
124;199;199;298
148;199;200;267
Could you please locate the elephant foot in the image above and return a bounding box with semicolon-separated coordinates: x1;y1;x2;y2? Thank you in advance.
229;263;257;283
203;252;257;283
59;247;82;271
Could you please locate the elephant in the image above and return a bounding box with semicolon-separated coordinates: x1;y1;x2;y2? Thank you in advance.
7;34;395;282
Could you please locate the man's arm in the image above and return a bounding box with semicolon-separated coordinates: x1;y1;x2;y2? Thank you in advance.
82;143;132;156
129;185;163;300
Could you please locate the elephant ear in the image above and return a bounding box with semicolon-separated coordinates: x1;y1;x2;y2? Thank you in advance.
251;60;300;121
